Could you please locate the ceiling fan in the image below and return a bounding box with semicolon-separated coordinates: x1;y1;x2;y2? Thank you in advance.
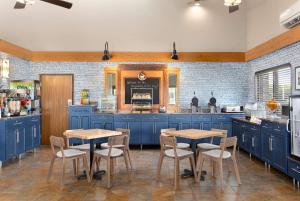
14;0;73;9
188;0;242;13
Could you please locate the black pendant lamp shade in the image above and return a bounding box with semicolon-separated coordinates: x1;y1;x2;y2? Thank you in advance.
102;41;111;61
171;42;179;60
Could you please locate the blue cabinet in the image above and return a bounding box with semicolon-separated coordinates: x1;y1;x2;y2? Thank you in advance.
169;114;192;143
0;120;5;161
141;115;169;145
114;114;142;145
6;119;26;159
91;114;114;130
288;158;300;182
247;124;261;158
25;116;41;151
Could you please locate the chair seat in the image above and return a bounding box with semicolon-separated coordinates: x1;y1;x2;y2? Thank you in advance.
100;142;125;149
202;149;231;159
176;143;190;149
165;148;194;158
95;148;124;157
197;143;220;150
56;149;86;158
70;144;92;150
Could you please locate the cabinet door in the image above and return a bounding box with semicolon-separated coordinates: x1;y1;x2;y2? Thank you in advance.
221;122;232;137
25;124;34;151
154;122;169;145
141;122;154;145
192;122;202;130
81;116;90;129
169;123;179;130
6;127;16;159
128;122;141;145
232;121;240;137
261;130;272;163
114;122;127;130
249;130;261;158
91;121;105;129
104;123;113;130
69;116;80;129
16;127;25;155
272;132;287;172
211;122;221;129
33;123;41;147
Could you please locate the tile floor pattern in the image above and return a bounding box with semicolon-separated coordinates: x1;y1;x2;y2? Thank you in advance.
0;147;300;201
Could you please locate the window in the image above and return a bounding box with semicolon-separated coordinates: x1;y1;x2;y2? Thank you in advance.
255;64;291;105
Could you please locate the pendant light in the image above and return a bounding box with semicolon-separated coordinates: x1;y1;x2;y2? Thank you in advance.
102;41;111;61
171;42;179;60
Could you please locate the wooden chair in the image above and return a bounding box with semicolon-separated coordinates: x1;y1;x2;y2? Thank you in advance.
100;128;133;169
196;136;241;191
196;129;227;153
161;128;190;149
90;135;130;188
47;135;91;187
157;134;197;189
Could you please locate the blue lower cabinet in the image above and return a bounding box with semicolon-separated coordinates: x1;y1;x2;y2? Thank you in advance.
141;122;155;145
288;158;300;181
16;127;25;155
6;123;16;159
247;125;261;158
25;116;41;151
154;122;168;145
128;122;141;145
0;120;5;161
272;128;288;173
114;122;128;130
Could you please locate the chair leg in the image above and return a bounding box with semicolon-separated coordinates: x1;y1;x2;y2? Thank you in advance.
176;160;180;176
197;157;205;182
126;150;133;170
61;159;66;188
174;159;178;190
156;153;164;179
47;156;55;182
107;158;111;188
76;158;80;176
218;161;224;191
83;155;91;182
123;154;130;177
73;159;77;176
232;157;241;185
190;156;197;183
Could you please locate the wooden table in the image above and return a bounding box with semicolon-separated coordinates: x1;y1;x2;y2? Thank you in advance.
64;129;122;179
164;129;225;179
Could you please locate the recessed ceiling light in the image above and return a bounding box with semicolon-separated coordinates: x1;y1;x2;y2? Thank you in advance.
188;0;203;7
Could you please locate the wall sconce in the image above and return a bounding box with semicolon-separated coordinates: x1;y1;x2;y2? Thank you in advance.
0;59;9;79
102;41;111;61
171;42;179;60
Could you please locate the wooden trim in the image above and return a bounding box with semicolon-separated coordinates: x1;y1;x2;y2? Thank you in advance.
0;39;31;60
246;25;300;61
31;51;245;62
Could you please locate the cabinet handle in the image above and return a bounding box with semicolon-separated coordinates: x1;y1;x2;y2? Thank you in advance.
270;137;273;151
153;124;155;134
242;133;245;142
251;128;256;131
262;126;268;129
34;126;36;138
252;137;255;147
292;168;300;174
154;123;156;134
274;129;281;132
16;130;19;143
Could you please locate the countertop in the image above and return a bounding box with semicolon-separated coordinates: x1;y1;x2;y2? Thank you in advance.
0;113;41;120
94;112;245;115
232;116;288;125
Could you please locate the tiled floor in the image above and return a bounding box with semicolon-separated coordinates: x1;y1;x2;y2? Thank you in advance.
0;147;299;201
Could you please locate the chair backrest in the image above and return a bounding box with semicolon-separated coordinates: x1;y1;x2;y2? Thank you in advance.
116;128;130;147
210;128;228;144
64;129;84;147
160;134;179;157
107;135;127;156
161;128;176;136
50;135;65;157
220;136;237;157
215;133;228;159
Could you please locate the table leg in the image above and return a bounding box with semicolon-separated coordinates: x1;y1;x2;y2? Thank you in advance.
182;139;205;181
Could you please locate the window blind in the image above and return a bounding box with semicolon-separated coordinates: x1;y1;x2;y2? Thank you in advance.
255;65;291;105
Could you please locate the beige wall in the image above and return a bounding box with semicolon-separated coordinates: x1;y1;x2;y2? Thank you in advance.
246;0;298;50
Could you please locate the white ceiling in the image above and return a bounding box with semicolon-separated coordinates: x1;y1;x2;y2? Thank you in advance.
0;0;262;52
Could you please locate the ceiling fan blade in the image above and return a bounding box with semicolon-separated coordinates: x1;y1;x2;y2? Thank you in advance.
229;5;239;13
40;0;72;9
14;1;26;9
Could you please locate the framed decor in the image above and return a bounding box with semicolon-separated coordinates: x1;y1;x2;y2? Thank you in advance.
296;67;300;90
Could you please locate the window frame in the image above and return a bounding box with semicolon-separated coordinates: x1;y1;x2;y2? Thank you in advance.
255;63;292;105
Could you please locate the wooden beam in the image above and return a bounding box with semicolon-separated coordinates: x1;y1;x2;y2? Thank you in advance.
0;39;32;60
246;25;300;61
31;51;245;62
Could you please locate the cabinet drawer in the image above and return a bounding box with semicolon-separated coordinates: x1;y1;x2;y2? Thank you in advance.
114;114;141;122
168;115;191;123
68;106;96;114
288;159;300;181
91;114;114;122
191;115;211;122
6;119;25;127
141;115;168;122
212;115;231;122
28;116;40;123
